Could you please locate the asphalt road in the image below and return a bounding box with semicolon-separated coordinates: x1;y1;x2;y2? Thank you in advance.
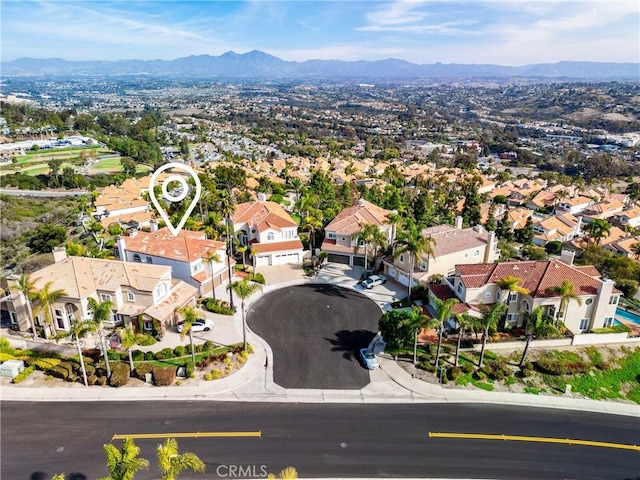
0;188;90;197
247;284;381;389
1;402;638;480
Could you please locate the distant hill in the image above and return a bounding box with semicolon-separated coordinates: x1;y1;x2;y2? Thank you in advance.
2;51;638;80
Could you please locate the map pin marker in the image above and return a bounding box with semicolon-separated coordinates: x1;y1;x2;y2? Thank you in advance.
148;162;201;237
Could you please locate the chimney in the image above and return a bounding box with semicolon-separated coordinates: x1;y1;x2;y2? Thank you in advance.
559;249;575;266
52;247;67;263
150;218;158;233
116;235;127;261
358;198;365;207
484;231;496;263
129;229;138;238
455;216;463;230
257;192;267;202
474;224;484;234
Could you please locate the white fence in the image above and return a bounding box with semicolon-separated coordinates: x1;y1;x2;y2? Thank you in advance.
469;331;640;352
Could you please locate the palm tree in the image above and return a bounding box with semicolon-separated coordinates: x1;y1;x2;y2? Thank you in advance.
411;306;439;366
301;213;323;252
31;281;67;338
88;297;114;378
176;305;198;366
583;219;611;245
268;467;299;480
102;437;149;480
202;251;221;300
630;242;640;261
227;279;263;351
116;324;138;373
520;306;544;367
453;313;476;367
250;247;259;275
477;303;506;368
237;245;248;269
496;276;529;328
295;191;319;218
394;226;436;300
431;297;459;367
545;279;582;326
217;192;236;310
353;223;376;271
69;316;100;386
10;273;38;340
156;438;205;480
289;177;303;200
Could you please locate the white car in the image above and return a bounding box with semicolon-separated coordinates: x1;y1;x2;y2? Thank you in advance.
177;318;213;333
360;348;379;370
362;274;387;289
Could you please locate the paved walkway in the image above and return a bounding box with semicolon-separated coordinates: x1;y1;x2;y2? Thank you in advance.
2;263;639;418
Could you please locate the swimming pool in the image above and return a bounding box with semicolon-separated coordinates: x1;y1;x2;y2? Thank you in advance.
615;308;640;326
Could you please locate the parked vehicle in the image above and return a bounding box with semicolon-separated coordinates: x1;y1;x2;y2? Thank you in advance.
360;348;379;370
362;274;387;289
177;318;213;333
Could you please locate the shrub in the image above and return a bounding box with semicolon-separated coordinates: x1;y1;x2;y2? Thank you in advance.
152;366;176;386
155;348;175;360
109;362;130;388
84;364;96;377
95;367;107;377
0;338;13;353
82;348;102;362
173;346;186;357
57;362;75;377
592;324;631;334
131;350;145;362
0;352;16;362
134;363;155;380
483;360;512;381
107;350;121;361
203;340;215;351
144;351;155;361
473;370;488;381
12;366;35;384
88;374;98;386
204;373;213;381
186;363;195;378
195;343;204;353
536;355;590;376
136;334;157;347
204;298;234;315
460;363;475;374
97;376;107;386
447;366;463;381
67;373;78;383
246;273;266;285
28;357;62;371
211;368;223;379
418;361;436;373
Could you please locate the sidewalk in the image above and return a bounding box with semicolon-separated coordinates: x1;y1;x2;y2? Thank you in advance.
2;266;639;418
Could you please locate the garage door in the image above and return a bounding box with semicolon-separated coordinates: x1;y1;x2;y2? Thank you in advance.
255;255;270;267
272;252;300;265
327;253;350;264
398;272;410;286
352;256;365;267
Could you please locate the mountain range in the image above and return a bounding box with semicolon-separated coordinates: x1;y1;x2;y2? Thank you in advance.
2;50;639;80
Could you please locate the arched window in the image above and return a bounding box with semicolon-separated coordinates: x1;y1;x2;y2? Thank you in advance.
521;300;530;312
267;232;274;241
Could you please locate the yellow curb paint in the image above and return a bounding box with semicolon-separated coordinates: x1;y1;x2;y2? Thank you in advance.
428;432;640;452
112;431;262;440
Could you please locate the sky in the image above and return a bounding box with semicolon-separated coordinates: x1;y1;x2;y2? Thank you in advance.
1;0;639;66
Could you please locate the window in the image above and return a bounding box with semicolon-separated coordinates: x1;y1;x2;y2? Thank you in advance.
464;253;468;258
585;298;593;306
548;306;556;318
133;253;141;263
54;309;66;330
143;320;153;331
267;232;275;241
603;317;614;328
474;249;480;257
609;295;618;305
496;291;501;301
156;283;167;298
457;282;463;294
327;232;336;239
8;311;17;325
127;292;136;302
521;301;530;312
399;254;405;264
192;262;203;273
579;318;589;330
420;261;427;270
506;313;518;324
146;257;153;264
101;294;112;302
508;292;517;303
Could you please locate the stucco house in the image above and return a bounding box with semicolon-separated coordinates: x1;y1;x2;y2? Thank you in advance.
554;196;595;215
3;248;197;337
442;259;620;334
383;218;498;287
612;206;640;229
231;196;304;267
321;199;395;267
532;213;582;246
116;223;229;297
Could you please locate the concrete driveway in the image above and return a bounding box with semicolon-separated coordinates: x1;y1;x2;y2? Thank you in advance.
247;284;381;389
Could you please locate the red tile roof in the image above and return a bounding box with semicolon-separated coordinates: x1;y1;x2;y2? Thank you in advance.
325;200;392;235
123;228;225;263
250;239;303;253
232;201;297;231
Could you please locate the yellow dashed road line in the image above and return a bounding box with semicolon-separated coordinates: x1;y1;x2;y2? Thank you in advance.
428;432;640;452
112;431;262;440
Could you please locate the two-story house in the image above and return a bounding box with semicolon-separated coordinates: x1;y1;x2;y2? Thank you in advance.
116;223;228;297
532;213;582;246
612;206;640;229
384;218;498;287
4;248;197;338
442;259;620;334
231;196;304;267
554;196;595;215
580;198;625;224
321;199;394;267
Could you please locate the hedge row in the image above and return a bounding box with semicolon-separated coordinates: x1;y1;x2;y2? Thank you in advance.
108;341;219;362
132;363;176;386
203;298;234;315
